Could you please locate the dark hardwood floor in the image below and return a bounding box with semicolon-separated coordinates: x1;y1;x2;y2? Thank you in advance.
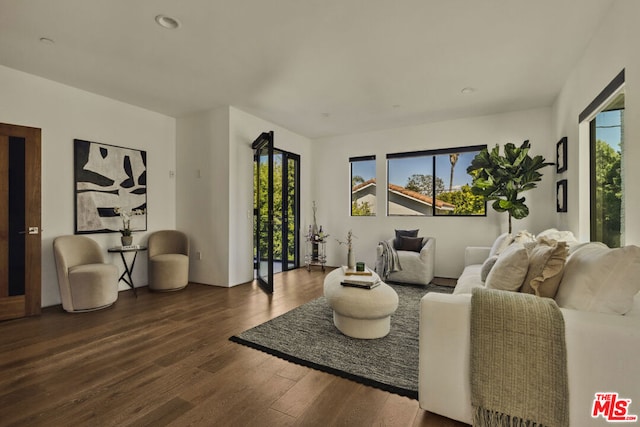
0;268;468;427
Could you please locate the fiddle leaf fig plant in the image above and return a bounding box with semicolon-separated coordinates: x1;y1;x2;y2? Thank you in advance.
467;140;553;233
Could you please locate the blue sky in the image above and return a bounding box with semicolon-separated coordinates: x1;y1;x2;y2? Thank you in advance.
351;159;376;181
351;151;481;190
596;110;622;149
388;151;479;189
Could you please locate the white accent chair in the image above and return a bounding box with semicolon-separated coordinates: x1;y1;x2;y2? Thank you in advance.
147;230;190;291
53;235;119;312
375;237;435;286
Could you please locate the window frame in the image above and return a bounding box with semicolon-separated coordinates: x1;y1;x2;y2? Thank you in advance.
350;155;376;217
579;69;625;247
386;144;487;217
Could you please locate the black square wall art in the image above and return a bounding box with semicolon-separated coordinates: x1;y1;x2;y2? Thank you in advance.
74;139;147;234
556;179;567;213
556;137;567;173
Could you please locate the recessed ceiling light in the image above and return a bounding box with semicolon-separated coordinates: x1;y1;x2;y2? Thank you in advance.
39;37;55;45
461;87;476;94
321;112;330;118
155;14;181;29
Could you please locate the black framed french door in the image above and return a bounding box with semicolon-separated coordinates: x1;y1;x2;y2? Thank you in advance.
279;149;300;271
253;132;274;293
253;132;301;293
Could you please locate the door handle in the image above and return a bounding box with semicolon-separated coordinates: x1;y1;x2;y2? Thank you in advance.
19;227;40;235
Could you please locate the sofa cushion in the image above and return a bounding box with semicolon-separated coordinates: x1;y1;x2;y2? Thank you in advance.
489;232;513;257
512;230;535;244
397;235;423;252
394;229;419;249
485;243;528;292
480;255;499;282
453;264;485;294
555;242;640;315
537;228;581;252
520;238;568;298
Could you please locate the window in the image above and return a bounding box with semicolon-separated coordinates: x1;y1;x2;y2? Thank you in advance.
580;70;625;247
386;146;486;216
350;156;376;216
592;94;624;247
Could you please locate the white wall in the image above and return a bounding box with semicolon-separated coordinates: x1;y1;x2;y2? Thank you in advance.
176;107;231;286
0;65;177;307
312;108;555;278
8;0;633;303
228;107;313;286
176;106;312;287
552;0;640;244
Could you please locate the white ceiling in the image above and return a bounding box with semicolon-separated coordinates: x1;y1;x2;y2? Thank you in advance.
0;0;614;139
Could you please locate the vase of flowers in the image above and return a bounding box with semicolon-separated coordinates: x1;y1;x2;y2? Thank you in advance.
337;230;356;269
114;207;144;246
120;231;133;246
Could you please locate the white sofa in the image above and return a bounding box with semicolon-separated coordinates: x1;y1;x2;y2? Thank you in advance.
418;230;640;426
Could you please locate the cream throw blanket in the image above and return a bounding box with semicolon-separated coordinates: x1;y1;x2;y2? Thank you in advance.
377;240;401;280
470;288;569;427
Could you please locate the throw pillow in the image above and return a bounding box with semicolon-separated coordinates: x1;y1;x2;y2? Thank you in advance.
513;230;535;244
480;255;499;282
485;243;529;292
396;236;423;252
520;238;568;298
489;232;513;257
394;229;419;249
555;243;640;315
537;228;581;253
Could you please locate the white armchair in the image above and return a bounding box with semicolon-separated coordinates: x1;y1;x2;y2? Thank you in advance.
53;235;119;312
376;237;435;286
148;230;190;291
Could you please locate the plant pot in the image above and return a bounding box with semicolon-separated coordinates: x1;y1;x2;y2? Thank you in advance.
121;235;133;246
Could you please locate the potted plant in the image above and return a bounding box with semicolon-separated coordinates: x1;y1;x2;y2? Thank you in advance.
114;207;145;246
467;140;552;233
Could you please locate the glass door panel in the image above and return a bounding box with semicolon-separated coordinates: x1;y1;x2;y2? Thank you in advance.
253;132;274;293
285;154;300;270
273;151;283;273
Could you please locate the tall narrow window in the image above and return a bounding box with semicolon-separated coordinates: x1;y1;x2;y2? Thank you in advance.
350;156;376;216
387;145;485;216
434;152;486;215
580;70;625;247
591;93;624;247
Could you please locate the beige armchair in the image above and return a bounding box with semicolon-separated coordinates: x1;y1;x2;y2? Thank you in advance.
148;230;189;291
376;236;435;286
53;235;119;312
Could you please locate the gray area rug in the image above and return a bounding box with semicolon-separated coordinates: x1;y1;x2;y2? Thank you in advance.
229;282;453;399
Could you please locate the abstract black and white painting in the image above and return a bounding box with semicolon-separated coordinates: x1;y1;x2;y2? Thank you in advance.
74;139;147;234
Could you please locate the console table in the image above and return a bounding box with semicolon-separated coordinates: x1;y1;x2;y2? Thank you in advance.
108;245;148;297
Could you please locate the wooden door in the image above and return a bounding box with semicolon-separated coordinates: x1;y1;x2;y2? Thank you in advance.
0;123;41;321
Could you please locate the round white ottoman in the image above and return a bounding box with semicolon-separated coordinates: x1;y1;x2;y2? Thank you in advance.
323;268;399;339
